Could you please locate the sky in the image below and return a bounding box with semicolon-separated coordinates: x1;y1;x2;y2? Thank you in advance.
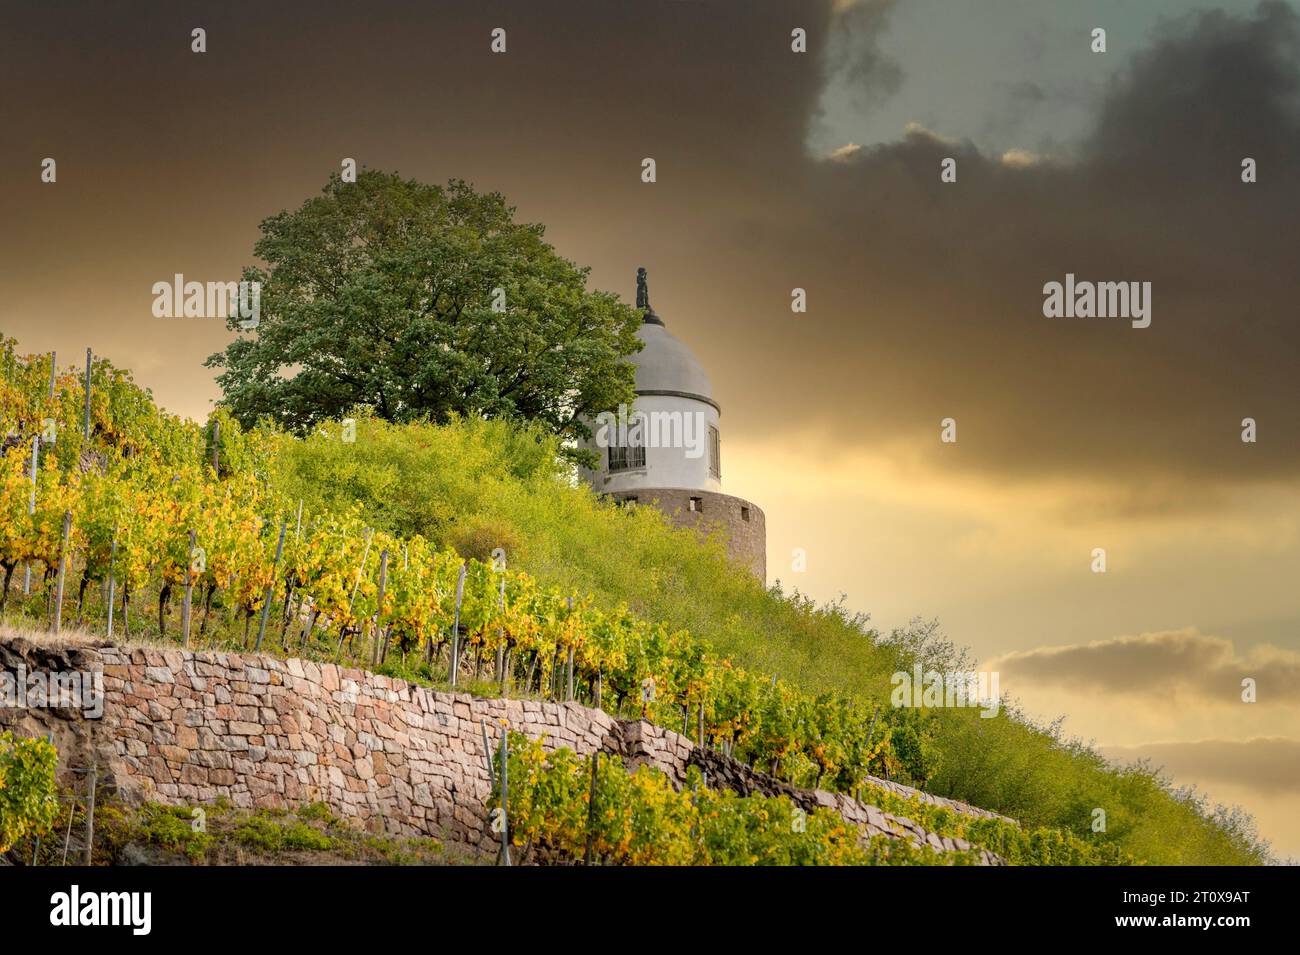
2;0;1297;857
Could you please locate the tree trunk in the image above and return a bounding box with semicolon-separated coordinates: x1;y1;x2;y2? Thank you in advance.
76;567;91;619
199;583;216;636
158;582;171;639
0;561;14;614
279;580;295;643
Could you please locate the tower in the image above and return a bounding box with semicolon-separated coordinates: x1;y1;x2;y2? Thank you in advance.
579;268;767;581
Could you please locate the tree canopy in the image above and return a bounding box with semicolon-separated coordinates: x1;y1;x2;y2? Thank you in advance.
206;171;642;453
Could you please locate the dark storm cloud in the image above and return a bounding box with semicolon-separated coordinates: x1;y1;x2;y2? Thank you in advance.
3;1;1298;510
0;0;831;401
722;0;1300;498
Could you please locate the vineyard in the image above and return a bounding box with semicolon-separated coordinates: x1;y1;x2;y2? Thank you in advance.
488;735;1134;866
0;340;926;793
0;339;1223;865
492;733;982;866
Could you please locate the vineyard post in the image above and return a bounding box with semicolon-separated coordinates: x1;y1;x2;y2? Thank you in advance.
494;573;505;683
371;549;388;666
61;798;75;865
254;521;288;652
181;529;196;647
338;528;373;657
44;345;56;599
565;595;574;701
278;573;294;645
499;730;510;866
449;562;466;687
583;753;599;865
23;435;38;595
211;420;220;477
347;528;373;610
83;757;97;865
44;348;55;600
82;348;92;440
697;702;704;749
281;504;303;644
595;669;601;710
105;530;118;638
53;510;72;633
43;350;55;596
479;719;498;789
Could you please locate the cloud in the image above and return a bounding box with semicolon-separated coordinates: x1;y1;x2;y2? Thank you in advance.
998;148;1040;168
824;0;903;114
985;628;1300;704
711;0;1300;512
827;143;864;162
1102;736;1300;796
901;121;958;146
8;1;1300;517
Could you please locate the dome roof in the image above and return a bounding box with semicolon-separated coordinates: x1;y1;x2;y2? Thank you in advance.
631;316;718;411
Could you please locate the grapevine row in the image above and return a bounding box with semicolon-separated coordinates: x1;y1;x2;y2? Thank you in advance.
491;733;981;866
0;341;926;796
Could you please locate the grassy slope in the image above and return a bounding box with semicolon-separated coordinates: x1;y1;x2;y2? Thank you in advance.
267;414;1271;865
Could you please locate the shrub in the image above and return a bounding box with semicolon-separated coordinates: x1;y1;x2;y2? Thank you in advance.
0;731;59;852
138;804;212;862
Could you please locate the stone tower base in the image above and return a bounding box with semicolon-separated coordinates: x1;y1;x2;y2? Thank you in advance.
608;487;766;583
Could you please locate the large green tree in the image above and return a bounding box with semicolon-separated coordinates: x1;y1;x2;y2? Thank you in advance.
206;171;641;453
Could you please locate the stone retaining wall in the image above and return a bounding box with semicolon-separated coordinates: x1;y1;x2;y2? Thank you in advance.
1;635;1006;863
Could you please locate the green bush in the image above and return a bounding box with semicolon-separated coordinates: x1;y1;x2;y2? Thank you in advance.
138;804;212;861
232;813;333;853
0;731;59;852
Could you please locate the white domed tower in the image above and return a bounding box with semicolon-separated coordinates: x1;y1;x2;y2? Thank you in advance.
579;268;766;581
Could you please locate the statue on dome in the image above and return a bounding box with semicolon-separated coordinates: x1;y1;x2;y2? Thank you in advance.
636;267;650;310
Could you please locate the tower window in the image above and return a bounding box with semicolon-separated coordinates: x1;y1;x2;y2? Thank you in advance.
608;443;646;472
741;506;750;522
708;425;721;479
689;496;703;512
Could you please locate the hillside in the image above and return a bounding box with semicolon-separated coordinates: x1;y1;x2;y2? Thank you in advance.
269;414;1272;865
0;341;1272;864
